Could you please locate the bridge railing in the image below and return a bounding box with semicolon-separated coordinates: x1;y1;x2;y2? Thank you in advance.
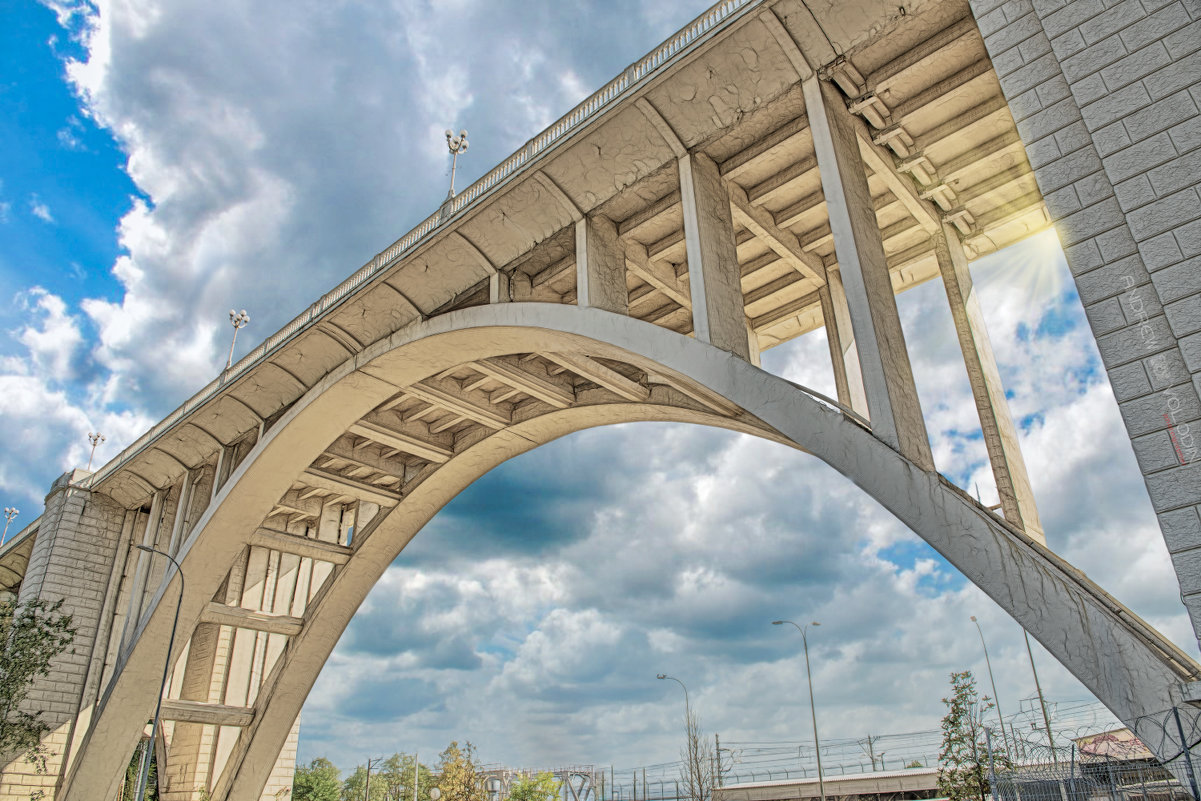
82;0;757;493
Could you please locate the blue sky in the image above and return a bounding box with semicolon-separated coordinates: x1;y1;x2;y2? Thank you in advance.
1;0;1191;781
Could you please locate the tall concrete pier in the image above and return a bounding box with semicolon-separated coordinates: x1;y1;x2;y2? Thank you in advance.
2;0;1199;798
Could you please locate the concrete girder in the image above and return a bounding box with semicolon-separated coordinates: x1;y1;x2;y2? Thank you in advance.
624;242;692;309
248;528;352;565
200;602;304;637
160;700;255;728
61;304;1201;801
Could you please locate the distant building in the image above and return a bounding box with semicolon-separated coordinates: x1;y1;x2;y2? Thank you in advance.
714;766;942;801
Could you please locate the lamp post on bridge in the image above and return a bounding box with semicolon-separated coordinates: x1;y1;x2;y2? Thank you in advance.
226;309;250;370
131;545;186;801
445;129;469;200
772;620;826;801
1;507;17;545
87;431;105;471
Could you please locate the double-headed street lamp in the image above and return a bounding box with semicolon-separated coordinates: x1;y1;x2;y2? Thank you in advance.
773;620;826;801
87;431;105;471
2;507;18;545
226;309;250;370
445;129;469;200
131;545;186;801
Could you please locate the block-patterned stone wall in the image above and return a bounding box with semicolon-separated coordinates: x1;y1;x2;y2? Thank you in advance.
0;470;126;800
968;0;1201;641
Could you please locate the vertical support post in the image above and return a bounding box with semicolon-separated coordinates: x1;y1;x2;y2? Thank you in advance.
936;225;1044;542
1174;706;1201;801
121;489;165;653
985;728;999;801
746;323;762;368
576;215;628;315
678;153;751;360
819;267;869;416
489;272;511;304
804;76;932;469
166;471;195;558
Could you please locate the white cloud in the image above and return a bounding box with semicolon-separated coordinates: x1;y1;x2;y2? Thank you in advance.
5;0;1189;782
29;195;54;223
12;287;83;382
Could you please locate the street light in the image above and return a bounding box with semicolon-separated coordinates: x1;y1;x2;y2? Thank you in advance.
970;616;1012;757
445;129;469;200
131;545;186;801
87;431;105;471
1024;630;1057;762
658;674;696;800
2;507;18;545
226;309;250;370
773;620;826;801
656;673;691;719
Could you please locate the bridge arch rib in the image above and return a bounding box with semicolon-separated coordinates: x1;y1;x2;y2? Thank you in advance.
63;303;1200;801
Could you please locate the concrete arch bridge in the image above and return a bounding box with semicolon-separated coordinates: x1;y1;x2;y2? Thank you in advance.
5;0;1201;799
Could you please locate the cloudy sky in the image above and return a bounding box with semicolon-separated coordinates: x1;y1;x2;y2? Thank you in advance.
1;0;1193;783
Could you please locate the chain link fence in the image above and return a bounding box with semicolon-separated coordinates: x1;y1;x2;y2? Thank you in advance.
992;706;1201;801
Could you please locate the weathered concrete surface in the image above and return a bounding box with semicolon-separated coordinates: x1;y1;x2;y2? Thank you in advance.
5;0;1199;797
60;304;1200;801
968;0;1201;640
1;471;126;800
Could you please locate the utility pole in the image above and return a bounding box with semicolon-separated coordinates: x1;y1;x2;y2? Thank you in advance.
366;756;384;801
861;735;877;771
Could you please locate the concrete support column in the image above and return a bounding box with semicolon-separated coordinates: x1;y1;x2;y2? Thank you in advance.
936;225;1045;543
575;215;628;315
804;76;933;470
679;152;751;360
121;489;164;653
819;267;869;417
0;470;126;800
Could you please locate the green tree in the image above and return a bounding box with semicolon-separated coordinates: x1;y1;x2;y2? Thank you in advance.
937;670;1006;801
436;741;483;801
509;772;561;801
374;753;436;801
294;757;341;801
117;739;159;801
0;598;76;773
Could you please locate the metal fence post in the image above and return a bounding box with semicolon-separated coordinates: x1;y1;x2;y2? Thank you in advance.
987;728;1000;801
1173;706;1201;801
